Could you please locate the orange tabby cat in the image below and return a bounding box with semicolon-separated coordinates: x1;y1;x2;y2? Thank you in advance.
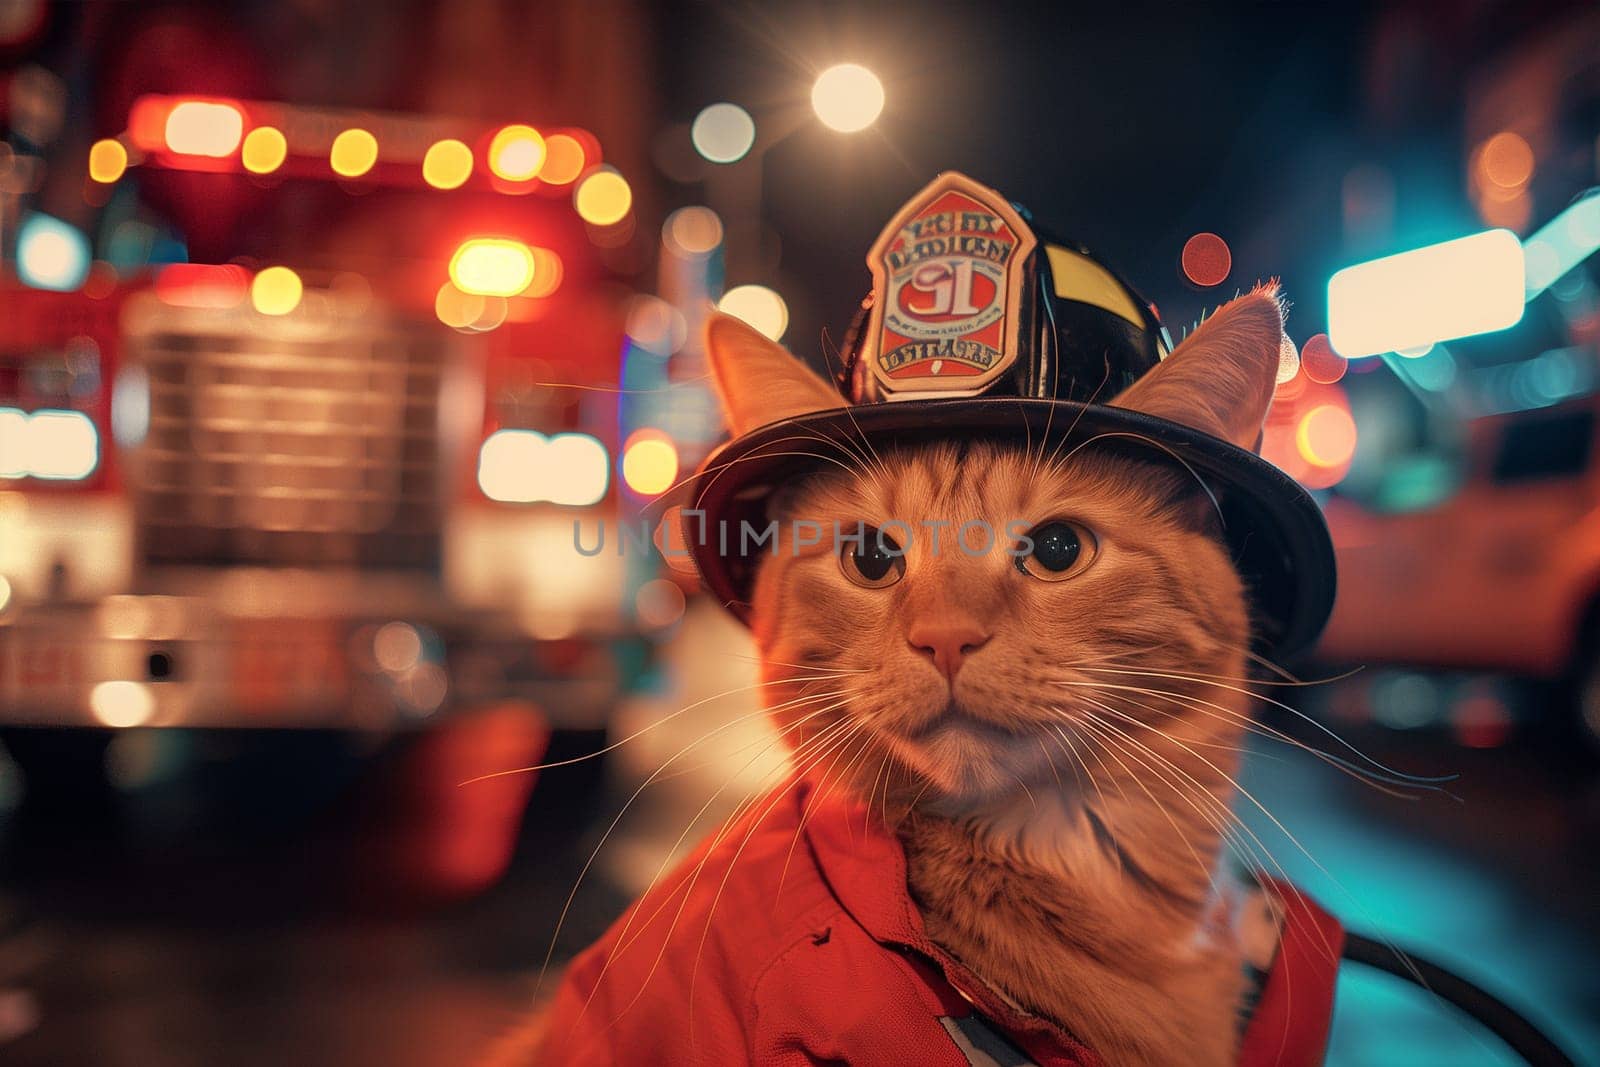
510;286;1305;1067
738;289;1280;1067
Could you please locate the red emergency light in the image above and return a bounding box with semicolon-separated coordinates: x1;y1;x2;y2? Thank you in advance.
121;94;603;196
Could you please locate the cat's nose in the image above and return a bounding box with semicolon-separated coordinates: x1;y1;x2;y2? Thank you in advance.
907;623;990;682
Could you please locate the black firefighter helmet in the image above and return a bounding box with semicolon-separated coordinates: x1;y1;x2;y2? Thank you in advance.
683;171;1335;658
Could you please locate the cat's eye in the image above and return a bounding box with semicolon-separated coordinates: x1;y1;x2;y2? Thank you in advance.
840;527;907;589
1017;520;1097;582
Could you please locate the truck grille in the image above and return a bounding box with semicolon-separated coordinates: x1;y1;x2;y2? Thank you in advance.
128;307;449;570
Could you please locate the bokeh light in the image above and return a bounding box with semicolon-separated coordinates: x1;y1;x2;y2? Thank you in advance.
523;248;564;299
435;282;485;329
13;409;99;480
1273;366;1308;403
1327;229;1524;357
621;430;679;496
241;126;288;174
330;128;379;177
1181;232;1232;287
691;103;756;163
489;124;545;182
717;284;788;341
1477;131;1534;190
625;295;688;353
91;680;156;728
1300;333;1347;384
449;238;535;297
477;430;608;505
636;578;687;630
373;622;422;673
422;138;473;189
17;213;89;292
88;139;127;183
467;295;508;332
164;100;243;157
1477;189;1532;232
156;263;251;309
1295;404;1358;468
1522;192;1600;299
538;133;586;185
812;64;884;133
251;266;303;316
1276;334;1301;385
574;168;632;225
663;206;724;257
83;261;119;300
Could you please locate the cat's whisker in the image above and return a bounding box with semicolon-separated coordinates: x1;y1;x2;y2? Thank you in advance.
1037;735;1067;792
1045;720;1122;839
1081;682;1450;969
1068;705;1337;971
723;652;870;675
1075;701;1348;971
1071;717;1330;991
649;435;884;533
1057;676;1448;793
537;690;848;1001
807;415;895;489
574;711;864;1031
1029;363;1116;487
646;698;854;786
1086;686;1450;1011
1066;706;1248;903
1057;708;1223;897
1066;697;1281;875
1069;679;1397;785
1073;667;1456;786
1080;661;1362;690
1044;723;1090;799
683;719;875;1030
1059;678;1454;797
461;675;846;784
598;707;856;961
1048;429;1227;531
776;715;885;893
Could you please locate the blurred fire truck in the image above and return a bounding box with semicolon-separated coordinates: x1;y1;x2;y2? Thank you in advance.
0;92;690;873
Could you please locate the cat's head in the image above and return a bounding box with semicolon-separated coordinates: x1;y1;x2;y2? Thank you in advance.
702;288;1285;808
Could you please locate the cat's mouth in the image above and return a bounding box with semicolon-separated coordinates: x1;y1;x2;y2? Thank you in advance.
899;702;1029;745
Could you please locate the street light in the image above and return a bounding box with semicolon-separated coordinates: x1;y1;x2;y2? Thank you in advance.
717;284;789;341
811;64;884;133
691;103;756;163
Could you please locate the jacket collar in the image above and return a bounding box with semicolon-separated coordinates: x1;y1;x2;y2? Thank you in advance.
796;776;1104;1067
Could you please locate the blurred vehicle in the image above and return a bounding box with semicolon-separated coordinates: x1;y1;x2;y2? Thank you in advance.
1317;388;1600;740
0;82;682;897
0;277;632;734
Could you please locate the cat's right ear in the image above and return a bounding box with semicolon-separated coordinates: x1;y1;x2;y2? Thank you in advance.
704;313;844;436
1110;285;1284;454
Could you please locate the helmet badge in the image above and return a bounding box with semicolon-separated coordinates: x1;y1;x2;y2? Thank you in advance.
863;171;1038;398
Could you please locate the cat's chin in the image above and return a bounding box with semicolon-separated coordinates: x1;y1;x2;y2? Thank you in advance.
878;704;1048;805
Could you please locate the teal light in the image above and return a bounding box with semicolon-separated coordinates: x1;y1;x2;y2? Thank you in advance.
1374;454;1461;513
1472;347;1595;415
1385;345;1457;393
1523;190;1600;300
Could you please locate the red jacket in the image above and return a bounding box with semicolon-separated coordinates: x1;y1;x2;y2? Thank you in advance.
539;776;1342;1065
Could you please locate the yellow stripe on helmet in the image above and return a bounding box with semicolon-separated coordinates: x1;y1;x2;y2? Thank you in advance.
1045;245;1147;328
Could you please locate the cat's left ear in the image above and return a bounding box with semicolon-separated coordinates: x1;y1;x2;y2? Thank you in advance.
1110;285;1284;453
704;312;845;436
